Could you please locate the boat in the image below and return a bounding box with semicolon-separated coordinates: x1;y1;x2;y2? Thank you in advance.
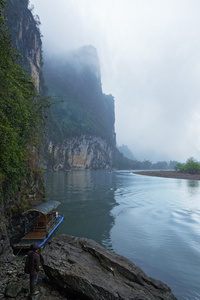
13;200;64;249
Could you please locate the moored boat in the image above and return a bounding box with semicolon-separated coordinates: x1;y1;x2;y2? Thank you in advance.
13;200;64;249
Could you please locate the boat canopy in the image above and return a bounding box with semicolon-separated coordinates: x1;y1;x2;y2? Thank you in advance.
22;200;61;215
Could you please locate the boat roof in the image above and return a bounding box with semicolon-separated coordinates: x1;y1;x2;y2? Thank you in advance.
22;200;61;215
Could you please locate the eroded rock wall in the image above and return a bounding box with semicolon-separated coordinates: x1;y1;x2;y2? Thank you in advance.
46;135;113;171
5;0;42;92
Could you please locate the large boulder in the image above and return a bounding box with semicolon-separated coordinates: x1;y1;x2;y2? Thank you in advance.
41;235;177;300
5;281;26;298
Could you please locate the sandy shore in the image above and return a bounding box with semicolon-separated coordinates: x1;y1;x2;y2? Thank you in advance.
132;170;200;181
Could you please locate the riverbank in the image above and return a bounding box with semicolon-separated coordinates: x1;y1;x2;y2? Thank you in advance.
133;170;200;181
0;250;68;300
1;237;177;300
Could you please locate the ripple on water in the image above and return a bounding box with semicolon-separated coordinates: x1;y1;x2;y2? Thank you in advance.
44;171;200;300
172;209;200;229
170;209;200;258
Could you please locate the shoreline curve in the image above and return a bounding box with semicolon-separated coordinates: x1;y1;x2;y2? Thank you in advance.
133;170;200;181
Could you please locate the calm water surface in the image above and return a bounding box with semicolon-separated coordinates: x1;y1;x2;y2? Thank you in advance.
44;170;200;300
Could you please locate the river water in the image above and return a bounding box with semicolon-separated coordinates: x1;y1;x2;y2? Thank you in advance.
44;170;200;300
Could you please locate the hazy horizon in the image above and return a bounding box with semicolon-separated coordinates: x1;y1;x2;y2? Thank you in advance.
30;0;200;163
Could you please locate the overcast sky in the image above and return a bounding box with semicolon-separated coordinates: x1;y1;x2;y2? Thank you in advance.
30;0;200;162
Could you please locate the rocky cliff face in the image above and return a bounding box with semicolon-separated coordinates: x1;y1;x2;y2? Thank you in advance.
0;0;45;255
44;45;116;170
5;0;42;92
46;135;113;171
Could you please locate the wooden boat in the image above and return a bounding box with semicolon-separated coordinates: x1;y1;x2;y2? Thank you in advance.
13;200;64;249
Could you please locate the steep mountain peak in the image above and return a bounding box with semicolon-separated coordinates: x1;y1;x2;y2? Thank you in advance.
117;144;136;160
67;45;101;80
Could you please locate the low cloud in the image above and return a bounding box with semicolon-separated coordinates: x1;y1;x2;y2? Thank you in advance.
30;0;200;162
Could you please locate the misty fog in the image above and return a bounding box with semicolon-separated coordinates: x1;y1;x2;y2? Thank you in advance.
30;0;200;162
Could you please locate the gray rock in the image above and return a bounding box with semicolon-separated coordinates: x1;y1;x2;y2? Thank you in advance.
0;222;7;237
5;281;23;298
41;235;177;300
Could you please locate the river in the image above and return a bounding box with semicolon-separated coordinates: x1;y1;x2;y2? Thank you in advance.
44;170;200;300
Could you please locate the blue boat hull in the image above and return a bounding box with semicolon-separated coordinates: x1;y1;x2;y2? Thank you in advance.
13;216;64;249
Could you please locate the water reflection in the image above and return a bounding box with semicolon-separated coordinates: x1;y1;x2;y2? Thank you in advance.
44;171;200;299
187;180;199;196
44;170;118;249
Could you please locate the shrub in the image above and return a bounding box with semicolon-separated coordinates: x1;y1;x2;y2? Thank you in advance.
175;158;200;173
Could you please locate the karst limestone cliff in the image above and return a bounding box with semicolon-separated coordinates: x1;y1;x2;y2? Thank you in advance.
5;0;42;92
47;135;113;171
44;45;116;170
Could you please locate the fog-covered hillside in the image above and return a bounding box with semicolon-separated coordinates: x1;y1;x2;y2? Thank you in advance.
44;46;115;145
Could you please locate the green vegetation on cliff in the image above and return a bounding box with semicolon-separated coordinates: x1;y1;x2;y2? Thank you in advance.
0;0;48;197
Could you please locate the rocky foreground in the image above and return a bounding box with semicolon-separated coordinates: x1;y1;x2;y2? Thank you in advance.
133;170;200;180
1;235;177;300
41;235;177;300
0;249;68;300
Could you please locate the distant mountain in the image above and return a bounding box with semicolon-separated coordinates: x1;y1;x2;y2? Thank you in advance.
44;46;115;144
43;46;117;170
117;144;136;160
